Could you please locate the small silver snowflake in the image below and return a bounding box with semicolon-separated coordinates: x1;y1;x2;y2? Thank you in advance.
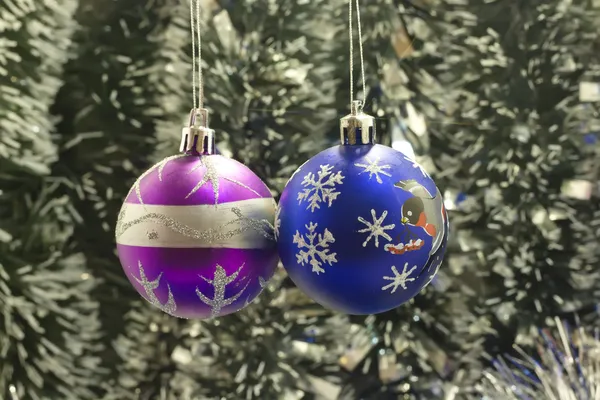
357;209;395;247
382;263;417;293
297;165;344;212
402;154;430;178
354;157;392;184
293;222;337;274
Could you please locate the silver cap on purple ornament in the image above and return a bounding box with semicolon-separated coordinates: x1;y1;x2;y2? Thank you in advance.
340;100;376;145
180;108;216;155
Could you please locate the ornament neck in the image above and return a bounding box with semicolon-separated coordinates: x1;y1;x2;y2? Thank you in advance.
340;100;376;145
180;108;216;155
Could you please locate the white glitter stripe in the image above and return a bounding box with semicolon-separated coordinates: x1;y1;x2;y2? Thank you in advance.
116;198;276;249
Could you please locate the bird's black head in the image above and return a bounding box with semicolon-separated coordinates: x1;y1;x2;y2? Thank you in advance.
401;197;424;224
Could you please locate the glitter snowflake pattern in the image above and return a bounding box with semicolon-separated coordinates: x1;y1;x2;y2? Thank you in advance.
293;222;338;274
230;208;275;241
274;206;281;240
186;157;262;204
357;209;395;248
128;154;185;206
402;154;430;179
354;157;392;184
382;263;418;293
116;206;275;244
196;263;249;317
297;165;344;212
133;261;177;315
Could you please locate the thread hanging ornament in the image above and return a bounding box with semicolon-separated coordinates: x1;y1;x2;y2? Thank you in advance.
115;0;278;319
276;0;448;315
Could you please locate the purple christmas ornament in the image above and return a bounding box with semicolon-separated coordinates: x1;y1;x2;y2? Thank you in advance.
115;109;278;319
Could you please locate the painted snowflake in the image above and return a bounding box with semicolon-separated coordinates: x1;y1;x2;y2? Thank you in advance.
402;154;431;179
382;263;417;293
297;165;344;212
293;222;337;274
357;209;395;248
354;157;392;184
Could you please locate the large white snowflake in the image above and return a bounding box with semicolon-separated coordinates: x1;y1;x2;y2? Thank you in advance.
293;222;337;274
357;209;395;248
402;154;430;179
297;165;344;212
354;157;392;184
382;263;417;293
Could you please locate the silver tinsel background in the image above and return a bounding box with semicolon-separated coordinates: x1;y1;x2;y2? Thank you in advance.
0;0;599;399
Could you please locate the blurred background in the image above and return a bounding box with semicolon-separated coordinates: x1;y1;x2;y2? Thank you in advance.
1;0;600;399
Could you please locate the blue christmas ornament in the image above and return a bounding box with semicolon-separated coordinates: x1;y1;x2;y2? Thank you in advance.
276;101;449;315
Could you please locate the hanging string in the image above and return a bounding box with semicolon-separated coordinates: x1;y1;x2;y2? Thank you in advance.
356;0;366;104
190;0;197;109
196;0;204;109
349;0;367;109
190;0;204;110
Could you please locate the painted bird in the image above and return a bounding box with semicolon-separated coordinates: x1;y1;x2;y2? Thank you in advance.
394;179;446;257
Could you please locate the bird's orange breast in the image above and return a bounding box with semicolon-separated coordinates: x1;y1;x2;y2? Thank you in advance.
416;212;436;237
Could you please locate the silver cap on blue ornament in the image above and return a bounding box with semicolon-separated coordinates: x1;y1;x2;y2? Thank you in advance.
340;100;376;145
180;108;216;155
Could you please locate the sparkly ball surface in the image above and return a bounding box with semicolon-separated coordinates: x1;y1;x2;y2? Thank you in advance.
116;154;278;319
276;144;448;315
